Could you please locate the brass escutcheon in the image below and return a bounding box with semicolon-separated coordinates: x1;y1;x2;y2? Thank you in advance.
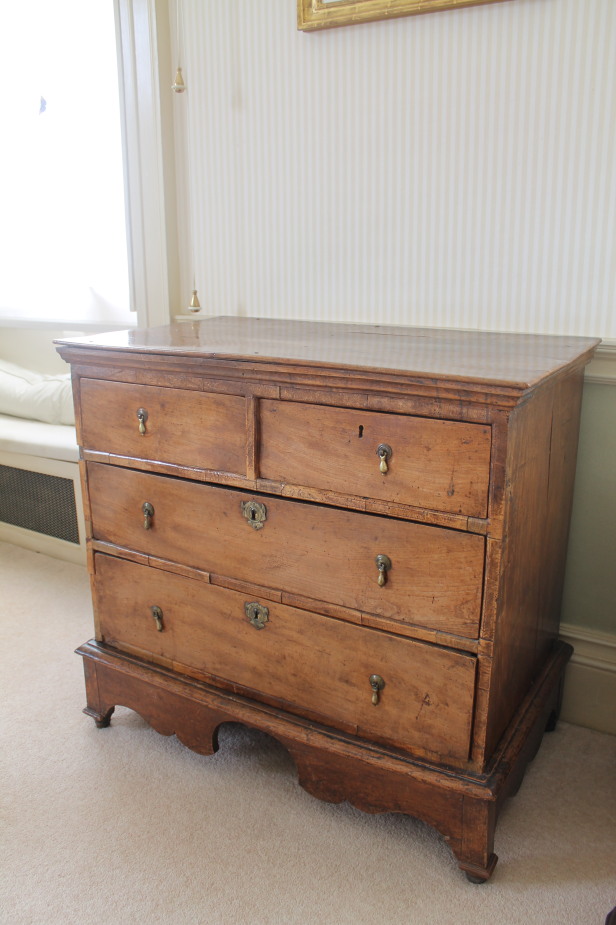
376;443;392;474
369;674;385;706
245;601;269;630
136;407;148;435
241;500;267;530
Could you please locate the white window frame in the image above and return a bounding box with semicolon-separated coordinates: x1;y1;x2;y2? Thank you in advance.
115;0;175;329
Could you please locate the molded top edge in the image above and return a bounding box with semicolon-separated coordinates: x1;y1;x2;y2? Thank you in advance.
55;315;601;390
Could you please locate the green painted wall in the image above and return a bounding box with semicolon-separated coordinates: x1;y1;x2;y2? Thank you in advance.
561;382;616;634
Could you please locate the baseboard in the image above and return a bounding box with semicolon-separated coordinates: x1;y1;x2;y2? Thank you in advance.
559;623;616;735
0;521;86;565
0;450;86;565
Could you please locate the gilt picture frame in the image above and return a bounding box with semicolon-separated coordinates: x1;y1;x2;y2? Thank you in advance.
298;0;510;32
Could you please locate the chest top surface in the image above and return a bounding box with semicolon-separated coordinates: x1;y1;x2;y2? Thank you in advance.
56;316;599;392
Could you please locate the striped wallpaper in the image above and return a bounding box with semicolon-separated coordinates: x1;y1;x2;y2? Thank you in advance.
171;0;615;338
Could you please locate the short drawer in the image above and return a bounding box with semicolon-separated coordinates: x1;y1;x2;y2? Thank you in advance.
88;463;485;638
94;553;477;762
259;400;491;517
79;379;246;475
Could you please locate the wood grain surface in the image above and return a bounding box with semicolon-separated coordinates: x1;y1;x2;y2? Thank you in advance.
56;316;599;388
59;315;597;880
93;553;477;762
87;462;485;638
80;378;247;474
259;398;491;516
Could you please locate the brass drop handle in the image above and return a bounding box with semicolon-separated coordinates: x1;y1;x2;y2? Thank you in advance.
151;605;164;632
376;444;392;474
142;501;154;530
136;407;148;435
375;554;392;587
369;674;385;706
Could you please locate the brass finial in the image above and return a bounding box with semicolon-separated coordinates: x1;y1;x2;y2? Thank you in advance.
188;289;201;313
172;67;186;93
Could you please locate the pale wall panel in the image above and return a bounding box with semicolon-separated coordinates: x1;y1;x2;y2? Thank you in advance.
172;0;615;337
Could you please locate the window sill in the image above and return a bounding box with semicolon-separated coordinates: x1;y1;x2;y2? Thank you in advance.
0;316;137;333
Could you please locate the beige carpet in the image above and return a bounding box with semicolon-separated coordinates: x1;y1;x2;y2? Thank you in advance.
0;540;614;925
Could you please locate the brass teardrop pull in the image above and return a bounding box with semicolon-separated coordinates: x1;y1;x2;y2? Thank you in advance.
137;408;148;435
376;444;392;474
151;605;164;632
375;554;392;587
369;674;385;706
142;501;154;530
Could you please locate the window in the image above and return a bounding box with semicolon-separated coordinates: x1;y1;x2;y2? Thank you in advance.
0;1;133;326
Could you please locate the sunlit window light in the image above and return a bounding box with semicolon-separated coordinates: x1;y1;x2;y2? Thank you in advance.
0;1;132;326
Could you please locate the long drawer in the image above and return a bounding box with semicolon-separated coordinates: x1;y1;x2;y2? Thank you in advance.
93;553;477;762
259;400;491;517
88;463;485;639
79;379;247;474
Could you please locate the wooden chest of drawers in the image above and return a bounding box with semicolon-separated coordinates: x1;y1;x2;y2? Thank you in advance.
57;317;599;881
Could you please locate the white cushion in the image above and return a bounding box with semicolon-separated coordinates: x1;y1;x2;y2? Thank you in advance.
0;360;75;425
0;413;78;462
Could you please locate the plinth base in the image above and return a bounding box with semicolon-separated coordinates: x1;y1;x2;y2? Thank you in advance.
77;639;571;882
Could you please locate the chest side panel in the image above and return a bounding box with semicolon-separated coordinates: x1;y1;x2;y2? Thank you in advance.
482;370;587;759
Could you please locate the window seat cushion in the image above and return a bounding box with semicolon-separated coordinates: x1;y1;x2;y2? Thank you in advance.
0;360;75;426
0;413;78;463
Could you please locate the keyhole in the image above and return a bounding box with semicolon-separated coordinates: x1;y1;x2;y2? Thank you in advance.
358;425;364;438
251;509;256;520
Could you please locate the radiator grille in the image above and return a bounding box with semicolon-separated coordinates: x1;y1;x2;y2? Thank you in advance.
0;465;80;544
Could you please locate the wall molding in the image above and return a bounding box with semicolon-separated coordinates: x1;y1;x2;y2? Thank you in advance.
559;622;616;735
585;341;616;385
560;622;616;671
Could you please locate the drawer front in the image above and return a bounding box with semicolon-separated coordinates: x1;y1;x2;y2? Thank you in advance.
80;379;246;475
88;463;485;638
259;400;491;517
94;553;476;761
